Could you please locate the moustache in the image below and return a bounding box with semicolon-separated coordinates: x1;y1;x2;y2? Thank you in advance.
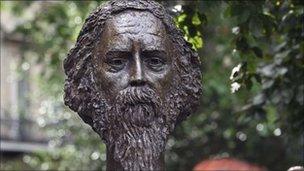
116;86;161;107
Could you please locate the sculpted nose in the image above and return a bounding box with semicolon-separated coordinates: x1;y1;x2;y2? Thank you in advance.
130;51;145;86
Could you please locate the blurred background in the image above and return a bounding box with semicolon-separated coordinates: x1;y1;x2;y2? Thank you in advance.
0;1;303;170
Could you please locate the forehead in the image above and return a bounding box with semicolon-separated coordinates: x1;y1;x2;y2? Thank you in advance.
108;10;165;36
100;10;168;51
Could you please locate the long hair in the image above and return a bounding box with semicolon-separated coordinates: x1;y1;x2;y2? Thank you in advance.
63;0;202;128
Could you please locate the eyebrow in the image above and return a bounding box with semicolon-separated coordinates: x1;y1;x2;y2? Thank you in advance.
105;50;130;58
142;49;167;55
106;46;130;52
105;49;166;55
105;43;131;52
113;31;163;38
142;45;166;52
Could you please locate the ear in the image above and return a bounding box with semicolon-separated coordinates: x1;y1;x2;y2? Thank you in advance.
64;76;95;127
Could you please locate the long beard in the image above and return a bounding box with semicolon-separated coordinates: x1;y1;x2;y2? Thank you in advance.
114;86;161;127
94;86;170;170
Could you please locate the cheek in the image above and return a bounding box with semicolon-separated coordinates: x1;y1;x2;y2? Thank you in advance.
146;67;175;94
101;71;130;90
94;62;130;97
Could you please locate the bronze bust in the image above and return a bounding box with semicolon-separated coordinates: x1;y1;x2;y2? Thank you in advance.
64;0;202;170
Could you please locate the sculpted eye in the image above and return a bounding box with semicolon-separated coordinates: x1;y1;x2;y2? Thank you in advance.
106;58;126;72
145;57;165;71
109;58;125;66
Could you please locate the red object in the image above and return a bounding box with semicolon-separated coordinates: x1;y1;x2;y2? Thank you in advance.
193;158;266;171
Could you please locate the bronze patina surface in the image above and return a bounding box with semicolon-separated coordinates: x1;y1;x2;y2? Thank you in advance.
64;0;202;170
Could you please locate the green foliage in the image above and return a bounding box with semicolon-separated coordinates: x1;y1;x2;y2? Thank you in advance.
167;1;303;170
2;1;303;171
2;1;107;170
174;2;206;50
227;0;304;136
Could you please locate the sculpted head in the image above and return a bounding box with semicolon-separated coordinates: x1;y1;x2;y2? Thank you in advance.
64;0;202;170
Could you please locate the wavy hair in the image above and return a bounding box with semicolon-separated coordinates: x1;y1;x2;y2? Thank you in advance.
64;0;202;127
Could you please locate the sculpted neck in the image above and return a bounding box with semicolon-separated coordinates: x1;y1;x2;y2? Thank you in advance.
106;145;165;171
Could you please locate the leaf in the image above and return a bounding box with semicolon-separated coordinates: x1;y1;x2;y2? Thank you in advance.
177;13;187;23
254;74;262;84
235;36;249;52
249;16;264;38
282;89;294;104
192;12;201;26
262;79;274;89
245;77;253;90
296;85;304;105
277;67;288;76
188;34;203;50
252;46;263;58
260;14;276;36
223;5;231;18
199;13;208;25
258;64;275;77
253;93;266;106
229;3;250;23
